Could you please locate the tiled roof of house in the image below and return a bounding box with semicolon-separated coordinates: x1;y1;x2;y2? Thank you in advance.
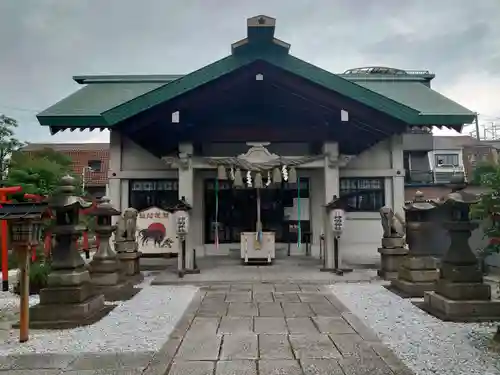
21;142;110;187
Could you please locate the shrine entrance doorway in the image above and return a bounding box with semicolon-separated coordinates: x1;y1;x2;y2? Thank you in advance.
203;178;311;250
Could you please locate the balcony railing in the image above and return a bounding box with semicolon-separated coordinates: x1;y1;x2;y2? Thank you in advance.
405;169;466;185
402;131;433;151
405;170;434;184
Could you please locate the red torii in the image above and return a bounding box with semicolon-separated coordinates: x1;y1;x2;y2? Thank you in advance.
0;186;23;291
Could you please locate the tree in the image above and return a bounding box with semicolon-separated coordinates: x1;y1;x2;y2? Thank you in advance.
4;147;83;198
0;114;24;182
470;161;498;185
471;164;500;255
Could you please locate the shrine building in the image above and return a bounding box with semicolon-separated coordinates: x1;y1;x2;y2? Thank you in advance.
36;15;475;269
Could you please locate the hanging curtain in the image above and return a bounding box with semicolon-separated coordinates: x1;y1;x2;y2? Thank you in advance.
215;178;219;250
297;177;301;249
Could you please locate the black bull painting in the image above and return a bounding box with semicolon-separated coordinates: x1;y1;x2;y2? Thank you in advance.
138;226;174;248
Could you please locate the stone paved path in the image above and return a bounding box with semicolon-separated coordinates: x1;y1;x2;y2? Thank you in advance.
152;282;415;375
0;282;415;374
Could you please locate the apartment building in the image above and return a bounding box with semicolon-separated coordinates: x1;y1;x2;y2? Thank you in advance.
404;134;499;199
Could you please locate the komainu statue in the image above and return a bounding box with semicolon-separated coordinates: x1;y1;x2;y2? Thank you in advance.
116;207;138;242
379;206;405;238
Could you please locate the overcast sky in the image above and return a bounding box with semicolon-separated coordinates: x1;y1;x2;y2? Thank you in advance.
1;0;499;144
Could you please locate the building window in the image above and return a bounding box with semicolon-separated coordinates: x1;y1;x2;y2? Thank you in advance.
88;160;102;172
339;178;385;212
129;179;178;212
435;154;459;167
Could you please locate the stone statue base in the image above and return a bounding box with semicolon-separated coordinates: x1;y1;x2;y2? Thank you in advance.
390;256;439;298
89;258;136;302
418;262;500;321
381;236;405;249
27;278;112;329
419;290;500;322
115;241;138;253
377;241;408;281
117;251;144;284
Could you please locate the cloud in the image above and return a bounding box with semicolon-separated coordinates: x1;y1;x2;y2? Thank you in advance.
0;0;499;143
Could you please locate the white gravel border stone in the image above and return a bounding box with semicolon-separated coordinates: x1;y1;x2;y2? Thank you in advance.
330;283;500;375
0;281;197;355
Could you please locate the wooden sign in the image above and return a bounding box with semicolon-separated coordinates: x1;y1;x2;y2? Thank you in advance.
136;206;178;255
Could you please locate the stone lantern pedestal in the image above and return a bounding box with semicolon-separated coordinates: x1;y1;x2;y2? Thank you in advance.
29;175;111;329
378;206;407;280
378;236;408;281
88;197;137;301
115;207;143;284
420;186;500;321
390;192;439;297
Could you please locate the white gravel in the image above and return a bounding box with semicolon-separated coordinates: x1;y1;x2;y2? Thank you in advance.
330;283;500;375
0;281;197;355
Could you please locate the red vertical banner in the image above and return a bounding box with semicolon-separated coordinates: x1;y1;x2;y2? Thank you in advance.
31;244;36;262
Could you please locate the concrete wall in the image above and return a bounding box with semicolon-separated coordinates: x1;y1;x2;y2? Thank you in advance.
109;130;405;267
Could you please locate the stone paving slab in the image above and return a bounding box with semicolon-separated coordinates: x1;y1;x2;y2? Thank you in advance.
259;359;303;375
220;333;258;360
313;316;356;334
254;317;288;334
219;316;253;334
168;361;214;375
68;352;155;371
227;302;258;316
258;302;284;317
259;334;294;359
216;360;257;375
289;334;342;359
286;317;319;334
301;358;344;375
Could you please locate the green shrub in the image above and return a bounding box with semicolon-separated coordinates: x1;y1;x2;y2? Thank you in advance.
0;250;17;270
13;259;51;295
29;262;51;290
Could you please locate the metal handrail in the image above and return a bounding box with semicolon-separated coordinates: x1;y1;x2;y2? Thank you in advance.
405;169;466;184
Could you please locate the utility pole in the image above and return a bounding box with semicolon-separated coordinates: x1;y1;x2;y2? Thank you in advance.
474;113;481;140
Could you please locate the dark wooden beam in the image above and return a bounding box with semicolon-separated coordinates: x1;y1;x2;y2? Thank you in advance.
259;62;407;134
120;63;258;135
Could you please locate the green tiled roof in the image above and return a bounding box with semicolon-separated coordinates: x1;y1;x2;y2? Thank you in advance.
350;80;472;116
39;82;165;117
38;15;476;131
37;78;177;127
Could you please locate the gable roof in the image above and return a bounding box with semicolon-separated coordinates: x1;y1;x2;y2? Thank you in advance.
37;15;476;133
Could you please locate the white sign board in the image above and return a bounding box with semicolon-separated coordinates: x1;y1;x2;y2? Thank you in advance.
137;206;178;255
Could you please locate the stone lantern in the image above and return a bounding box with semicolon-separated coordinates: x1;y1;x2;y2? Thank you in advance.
30;175;109;328
88;196;135;300
421;178;500;320
0;201;48;342
391;191;440;297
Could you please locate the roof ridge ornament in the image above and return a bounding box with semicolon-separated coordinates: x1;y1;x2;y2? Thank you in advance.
247;15;276;28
